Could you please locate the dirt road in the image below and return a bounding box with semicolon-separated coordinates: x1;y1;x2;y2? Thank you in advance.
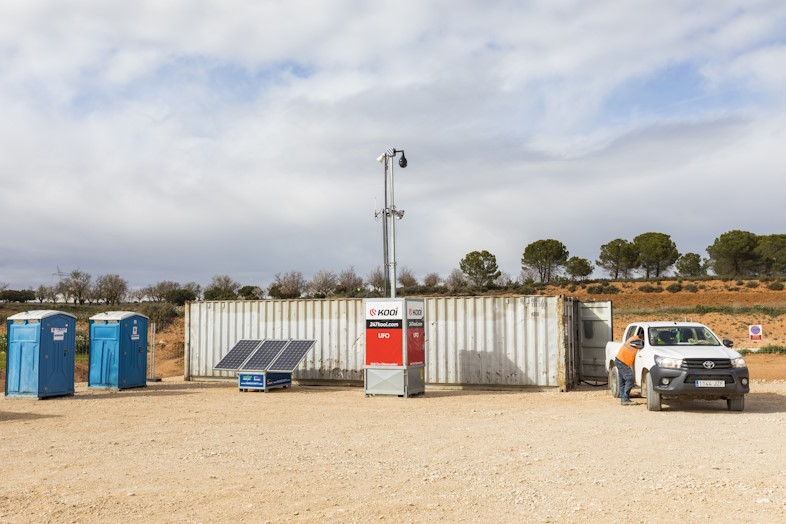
2;379;785;522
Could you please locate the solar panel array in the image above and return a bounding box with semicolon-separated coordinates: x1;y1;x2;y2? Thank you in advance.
213;338;316;373
268;340;316;372
239;339;290;371
214;340;263;370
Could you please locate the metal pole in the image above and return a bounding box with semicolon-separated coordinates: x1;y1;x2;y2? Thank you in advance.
389;156;397;298
382;155;390;297
147;322;157;381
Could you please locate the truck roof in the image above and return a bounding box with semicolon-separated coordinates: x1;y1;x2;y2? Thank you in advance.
628;321;707;328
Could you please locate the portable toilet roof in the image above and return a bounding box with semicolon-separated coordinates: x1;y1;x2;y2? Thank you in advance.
8;310;77;321
90;311;149;322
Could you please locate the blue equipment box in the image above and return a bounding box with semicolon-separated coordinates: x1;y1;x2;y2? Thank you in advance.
238;372;292;392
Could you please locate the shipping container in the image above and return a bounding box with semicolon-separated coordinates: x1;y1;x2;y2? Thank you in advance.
185;296;612;390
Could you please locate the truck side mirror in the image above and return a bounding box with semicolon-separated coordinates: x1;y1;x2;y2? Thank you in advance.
630;339;644;350
723;339;734;348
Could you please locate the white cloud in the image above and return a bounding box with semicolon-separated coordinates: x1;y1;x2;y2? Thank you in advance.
1;1;786;288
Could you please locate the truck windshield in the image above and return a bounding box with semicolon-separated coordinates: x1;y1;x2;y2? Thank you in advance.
648;327;720;346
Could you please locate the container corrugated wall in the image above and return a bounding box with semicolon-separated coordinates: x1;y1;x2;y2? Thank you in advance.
185;299;365;382
185;296;582;388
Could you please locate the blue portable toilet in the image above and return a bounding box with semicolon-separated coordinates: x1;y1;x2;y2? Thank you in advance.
88;311;148;390
5;310;76;398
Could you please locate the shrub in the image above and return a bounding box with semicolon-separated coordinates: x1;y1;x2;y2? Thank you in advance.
738;345;786;356
736;280;744;286
639;284;662;293
746;281;760;288
767;281;784;291
166;288;197;306
683;284;699;293
75;330;89;355
138;302;179;330
666;283;682;293
587;284;620;295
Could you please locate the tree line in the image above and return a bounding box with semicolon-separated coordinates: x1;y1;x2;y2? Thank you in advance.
1;229;783;304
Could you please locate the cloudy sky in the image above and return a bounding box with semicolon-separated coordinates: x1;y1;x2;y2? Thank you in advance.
2;1;786;291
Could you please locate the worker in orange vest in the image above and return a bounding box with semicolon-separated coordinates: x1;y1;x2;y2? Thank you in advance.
615;335;644;406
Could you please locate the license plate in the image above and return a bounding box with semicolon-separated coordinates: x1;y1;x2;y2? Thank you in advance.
696;380;725;388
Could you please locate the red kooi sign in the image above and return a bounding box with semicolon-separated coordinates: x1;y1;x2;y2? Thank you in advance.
365;301;404;366
749;324;763;342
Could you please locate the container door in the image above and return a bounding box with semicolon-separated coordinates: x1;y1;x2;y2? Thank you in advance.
579;301;613;380
41;317;74;396
6;323;40;395
90;322;120;387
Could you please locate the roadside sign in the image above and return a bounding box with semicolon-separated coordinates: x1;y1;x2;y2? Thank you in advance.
749;324;763;342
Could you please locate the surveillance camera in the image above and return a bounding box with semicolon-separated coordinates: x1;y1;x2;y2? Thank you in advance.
376;153;385;164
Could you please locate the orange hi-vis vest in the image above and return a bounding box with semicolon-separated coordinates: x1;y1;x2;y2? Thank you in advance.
616;336;642;366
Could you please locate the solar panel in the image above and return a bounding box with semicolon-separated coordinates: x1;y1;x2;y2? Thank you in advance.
267;339;316;372
239;339;290;371
214;339;263;371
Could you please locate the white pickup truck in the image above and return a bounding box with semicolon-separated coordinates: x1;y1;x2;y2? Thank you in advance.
605;322;749;411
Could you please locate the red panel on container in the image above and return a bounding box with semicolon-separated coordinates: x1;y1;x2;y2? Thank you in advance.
365;328;403;366
407;327;425;365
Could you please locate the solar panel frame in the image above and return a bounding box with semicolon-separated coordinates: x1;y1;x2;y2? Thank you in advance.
238;339;290;371
213;339;264;371
267;339;316;373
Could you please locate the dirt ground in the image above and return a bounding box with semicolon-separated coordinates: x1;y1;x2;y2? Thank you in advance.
1;379;785;522
2;283;786;521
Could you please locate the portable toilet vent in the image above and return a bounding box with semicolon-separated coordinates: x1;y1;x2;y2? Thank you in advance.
88;311;149;390
5;310;77;398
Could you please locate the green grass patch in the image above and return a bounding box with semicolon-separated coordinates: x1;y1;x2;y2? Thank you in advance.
738;345;786;356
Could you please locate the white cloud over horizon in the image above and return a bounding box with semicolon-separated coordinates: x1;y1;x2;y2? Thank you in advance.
2;1;786;290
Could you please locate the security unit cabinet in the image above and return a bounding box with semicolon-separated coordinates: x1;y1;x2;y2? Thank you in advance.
364;298;425;397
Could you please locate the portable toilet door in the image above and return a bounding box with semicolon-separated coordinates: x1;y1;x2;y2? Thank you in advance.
5;310;76;398
89;312;148;389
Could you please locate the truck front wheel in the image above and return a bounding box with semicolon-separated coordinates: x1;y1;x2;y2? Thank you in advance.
609;366;620;398
727;396;744;411
646;373;662;411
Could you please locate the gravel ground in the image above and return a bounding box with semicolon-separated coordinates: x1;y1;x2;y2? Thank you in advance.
1;379;786;523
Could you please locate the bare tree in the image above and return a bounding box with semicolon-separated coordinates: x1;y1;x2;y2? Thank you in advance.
204;275;241;300
446;268;467;293
366;266;385;294
269;271;306;299
96;274;129;305
86;282;101;304
337;266;364;297
149;280;180;302
183;282;203;300
494;272;512;287
0;281;8;292
308;270;338;297
68;269;92;304
423;272;441;288
397;266;418;288
56;279;71;303
35;284;52;303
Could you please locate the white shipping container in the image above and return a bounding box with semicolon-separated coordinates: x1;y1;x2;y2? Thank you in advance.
185;296;610;390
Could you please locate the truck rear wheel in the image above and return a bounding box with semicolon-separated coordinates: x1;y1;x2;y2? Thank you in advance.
609;366;620;398
646;373;661;411
727;396;744;411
